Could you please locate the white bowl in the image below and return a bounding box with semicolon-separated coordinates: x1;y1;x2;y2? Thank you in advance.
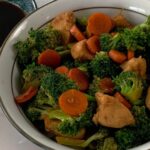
0;0;150;149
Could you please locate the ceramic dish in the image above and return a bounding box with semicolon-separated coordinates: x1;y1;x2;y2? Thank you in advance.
7;0;37;13
0;0;150;150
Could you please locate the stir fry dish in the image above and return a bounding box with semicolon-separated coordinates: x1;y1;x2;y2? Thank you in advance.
14;11;150;150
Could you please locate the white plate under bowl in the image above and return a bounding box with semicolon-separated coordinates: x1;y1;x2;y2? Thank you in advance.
0;0;150;150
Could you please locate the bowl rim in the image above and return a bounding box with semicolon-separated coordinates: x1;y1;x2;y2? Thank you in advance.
0;0;150;150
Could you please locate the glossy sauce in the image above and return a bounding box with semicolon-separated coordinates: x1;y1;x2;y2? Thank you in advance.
0;1;25;46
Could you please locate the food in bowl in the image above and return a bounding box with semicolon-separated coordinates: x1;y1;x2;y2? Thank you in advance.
14;11;150;150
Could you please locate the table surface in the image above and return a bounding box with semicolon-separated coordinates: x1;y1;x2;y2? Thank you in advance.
0;1;52;150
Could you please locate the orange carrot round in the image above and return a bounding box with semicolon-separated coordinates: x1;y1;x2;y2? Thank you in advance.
15;86;38;103
86;35;100;54
38;49;61;68
68;68;89;91
114;92;131;109
108;49;127;64
127;50;134;60
55;66;69;75
59;89;88;116
87;12;113;36
70;25;86;41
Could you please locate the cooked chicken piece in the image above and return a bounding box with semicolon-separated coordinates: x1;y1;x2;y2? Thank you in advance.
50;11;75;44
146;86;150;110
113;13;133;28
71;39;94;60
93;92;135;128
120;56;147;78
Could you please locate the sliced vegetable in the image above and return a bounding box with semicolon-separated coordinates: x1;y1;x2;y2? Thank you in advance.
58;89;88;116
55;66;69;75
99;77;115;94
70;25;86;41
87;13;113;36
15;86;38;103
38;49;61;68
56;136;85;146
114;92;132;109
108;49;127;64
86;35;100;54
68;68;89;91
71;39;94;61
113;13;133;28
127;50;134;60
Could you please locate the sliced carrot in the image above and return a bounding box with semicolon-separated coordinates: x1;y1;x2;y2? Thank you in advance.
99;77;115;94
55;66;69;75
87;12;113;36
70;25;86;41
59;89;88;116
15;86;38;103
108;49;127;64
38;49;61;68
127;50;134;60
68;68;89;91
114;92;132;109
86;35;100;54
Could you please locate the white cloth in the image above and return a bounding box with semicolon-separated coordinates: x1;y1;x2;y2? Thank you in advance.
0;1;52;150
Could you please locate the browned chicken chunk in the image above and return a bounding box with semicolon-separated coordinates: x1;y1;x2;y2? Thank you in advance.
146;86;150;110
71;39;94;61
113;13;133;28
50;11;75;44
92;92;135;128
120;56;147;78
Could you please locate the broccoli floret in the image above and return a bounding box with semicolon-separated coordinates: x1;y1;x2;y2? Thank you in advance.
14;39;35;69
29;27;62;51
22;63;52;90
57;101;96;135
74;60;91;74
100;33;127;53
131;106;150;141
115;106;150;149
40;71;78;102
56;128;109;148
122;16;150;51
90;51;121;79
97;137;118;150
100;16;150;54
34;88;56;107
26;105;72;123
115;127;136;150
26;105;94;136
58;119;79;136
88;76;101;96
100;33;112;52
113;71;145;104
25;105;44;122
15;27;63;68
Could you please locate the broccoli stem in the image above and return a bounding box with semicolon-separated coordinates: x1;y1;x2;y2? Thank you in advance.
79;130;108;148
85;94;95;101
56;129;108;148
59;50;70;57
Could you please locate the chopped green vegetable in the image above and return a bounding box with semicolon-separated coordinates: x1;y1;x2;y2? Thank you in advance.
90;51;121;78
113;71;145;104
